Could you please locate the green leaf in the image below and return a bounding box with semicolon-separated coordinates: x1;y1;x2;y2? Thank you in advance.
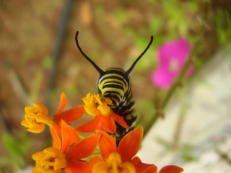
155;136;172;149
136;99;155;126
22;48;35;62
163;0;189;35
180;144;197;162
215;10;231;46
42;56;53;69
1;132;31;168
149;17;163;34
112;9;129;25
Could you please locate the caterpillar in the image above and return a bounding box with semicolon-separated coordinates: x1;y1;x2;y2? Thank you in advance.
75;31;153;137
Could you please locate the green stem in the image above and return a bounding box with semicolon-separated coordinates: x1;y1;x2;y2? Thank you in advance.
144;57;193;136
172;101;188;149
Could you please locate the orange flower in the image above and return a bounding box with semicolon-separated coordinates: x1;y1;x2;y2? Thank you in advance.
21;93;84;134
21;103;53;133
53;93;85;124
32;120;99;173
93;128;183;173
92;128;156;173
32;147;66;173
76;93;128;133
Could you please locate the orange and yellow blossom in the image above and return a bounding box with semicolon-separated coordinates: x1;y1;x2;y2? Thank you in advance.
92;128;183;173
32;147;66;173
21;93;84;134
21;103;53;133
76;93;128;133
32;120;99;173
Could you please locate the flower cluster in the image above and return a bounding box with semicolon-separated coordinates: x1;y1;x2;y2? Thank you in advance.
21;93;183;173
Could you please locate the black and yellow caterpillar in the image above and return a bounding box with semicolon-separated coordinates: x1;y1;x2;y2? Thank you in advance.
75;31;153;136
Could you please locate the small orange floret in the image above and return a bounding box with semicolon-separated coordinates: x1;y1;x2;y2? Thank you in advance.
21;104;54;133
97;128;157;173
82;93;112;116
92;152;136;173
77;93;128;133
32;147;66;173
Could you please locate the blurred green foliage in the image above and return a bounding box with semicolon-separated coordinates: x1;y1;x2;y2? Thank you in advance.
155;136;197;162
215;9;231;46
1;132;31;171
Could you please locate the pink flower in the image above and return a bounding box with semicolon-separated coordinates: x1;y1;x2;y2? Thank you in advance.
151;38;191;89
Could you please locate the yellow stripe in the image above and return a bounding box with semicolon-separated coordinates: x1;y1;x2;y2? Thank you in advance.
99;79;127;91
101;87;124;96
99;73;126;83
98;74;128;91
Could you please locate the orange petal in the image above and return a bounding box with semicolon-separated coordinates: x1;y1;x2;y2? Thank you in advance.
98;131;117;159
111;112;129;128
97;115;116;133
56;92;67;114
67;134;99;160
65;161;88;173
76;115;116;133
132;157;157;173
159;165;184;173
118;128;143;161
76;116;100;133
144;166;158;173
50;125;61;149
54;106;84;123
61;120;80;153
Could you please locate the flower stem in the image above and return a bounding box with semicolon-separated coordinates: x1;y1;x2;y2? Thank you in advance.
172;100;188;149
144;57;193;137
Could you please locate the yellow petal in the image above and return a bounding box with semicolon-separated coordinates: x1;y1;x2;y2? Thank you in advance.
92;162;109;173
32;147;66;173
121;162;136;173
82;93;112;116
21;103;53;133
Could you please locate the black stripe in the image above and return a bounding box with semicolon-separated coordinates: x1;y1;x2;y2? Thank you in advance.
124;88;132;99
105;70;127;77
118;101;134;112
104;94;120;103
102;84;124;90
103;91;121;99
99;76;128;85
104;81;124;86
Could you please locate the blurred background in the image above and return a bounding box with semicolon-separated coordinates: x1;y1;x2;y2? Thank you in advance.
0;0;231;172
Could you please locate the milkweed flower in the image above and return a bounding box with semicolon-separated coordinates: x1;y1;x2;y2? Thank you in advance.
21;93;84;134
23;92;184;173
93;128;183;173
92;128;157;173
32;120;99;173
21;104;53;133
151;38;191;89
32;147;66;173
76;93;128;133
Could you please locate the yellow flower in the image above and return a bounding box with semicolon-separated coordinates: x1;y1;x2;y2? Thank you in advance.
32;147;66;173
92;152;136;173
21;104;54;133
82;93;112;116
